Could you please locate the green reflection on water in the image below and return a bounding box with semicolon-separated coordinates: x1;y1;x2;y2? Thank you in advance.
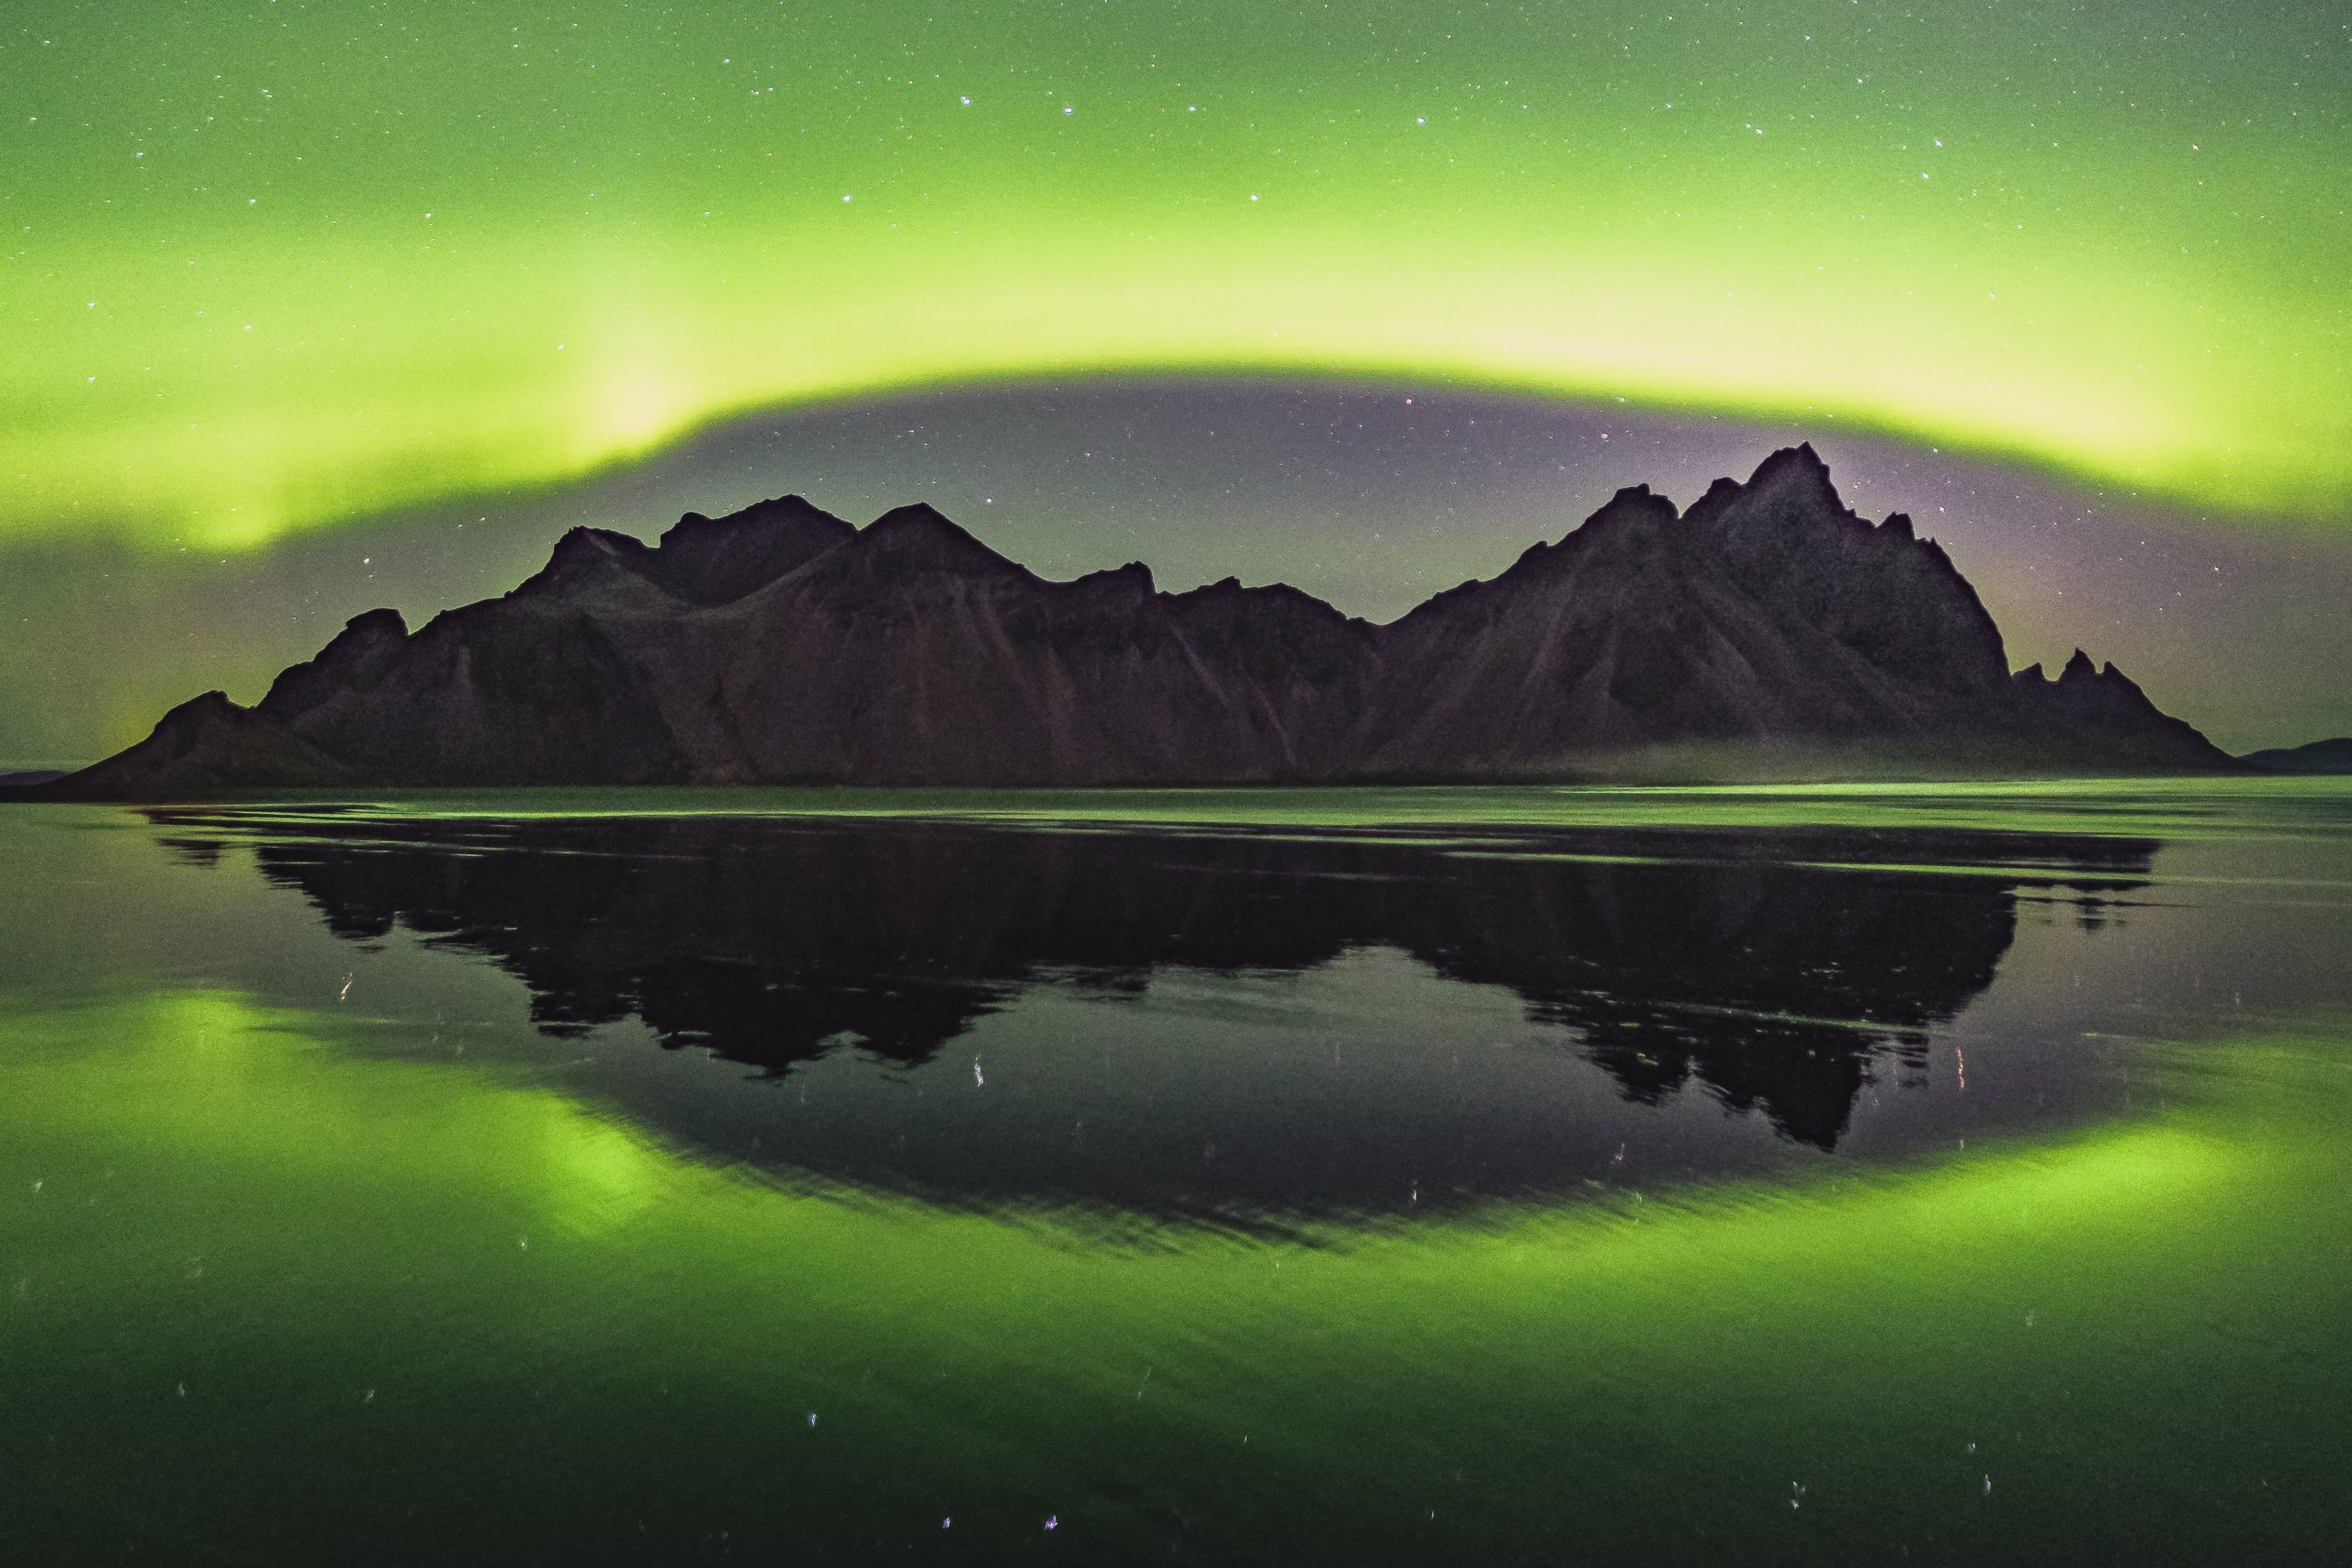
5;982;2345;1562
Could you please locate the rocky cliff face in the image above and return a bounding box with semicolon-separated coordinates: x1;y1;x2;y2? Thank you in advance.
1357;446;2021;772
37;448;2237;796
238;499;1383;786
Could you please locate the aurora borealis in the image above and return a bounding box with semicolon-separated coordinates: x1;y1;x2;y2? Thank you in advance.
9;0;2352;1527
4;1;2348;760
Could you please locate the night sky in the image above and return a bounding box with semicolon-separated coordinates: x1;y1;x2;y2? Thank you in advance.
4;2;2347;761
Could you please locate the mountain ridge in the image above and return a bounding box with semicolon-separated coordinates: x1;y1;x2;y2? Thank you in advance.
2240;737;2352;775
28;446;2238;797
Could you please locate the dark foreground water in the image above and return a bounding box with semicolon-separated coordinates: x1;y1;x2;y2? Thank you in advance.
2;781;2348;1564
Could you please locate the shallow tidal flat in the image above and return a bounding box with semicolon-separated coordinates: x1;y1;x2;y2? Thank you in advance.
3;778;2347;1563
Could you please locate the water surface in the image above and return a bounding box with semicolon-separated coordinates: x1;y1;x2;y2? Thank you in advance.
3;780;2347;1562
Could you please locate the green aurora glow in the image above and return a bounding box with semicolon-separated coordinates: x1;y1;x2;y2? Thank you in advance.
6;982;2345;1557
6;0;2347;551
6;784;2351;1554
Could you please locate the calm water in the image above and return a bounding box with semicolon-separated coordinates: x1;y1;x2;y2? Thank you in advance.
2;781;2348;1563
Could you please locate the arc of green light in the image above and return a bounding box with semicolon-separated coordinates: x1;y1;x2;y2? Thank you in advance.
6;0;2345;549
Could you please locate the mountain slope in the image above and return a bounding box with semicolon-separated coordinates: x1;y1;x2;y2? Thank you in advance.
32;450;2237;796
2240;738;2352;774
1358;447;2021;771
238;502;1382;787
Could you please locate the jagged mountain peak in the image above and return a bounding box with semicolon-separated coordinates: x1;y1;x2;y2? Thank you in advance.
865;501;974;536
34;453;2239;797
1069;559;1157;598
1741;442;1840;506
1166;573;1363;630
1588;481;1682;530
1469;447;1877;600
507;498;856;609
1684;443;1855;533
1752;439;1832;483
342;606;410;639
849;502;1029;576
644;494;854;605
664;491;831;531
549;524;642;563
2017;649;2143;692
507;525;655;604
259;605;414;721
657;492;846;549
1482;482;1679;582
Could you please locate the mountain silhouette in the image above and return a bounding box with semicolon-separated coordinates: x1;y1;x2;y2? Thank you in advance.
2241;738;2352;774
41;446;2232;796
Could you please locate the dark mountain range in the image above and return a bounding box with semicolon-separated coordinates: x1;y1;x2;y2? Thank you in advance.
2241;738;2352;774
31;446;2233;797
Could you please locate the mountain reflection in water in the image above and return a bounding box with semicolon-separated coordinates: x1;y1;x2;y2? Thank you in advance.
146;808;2155;1224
